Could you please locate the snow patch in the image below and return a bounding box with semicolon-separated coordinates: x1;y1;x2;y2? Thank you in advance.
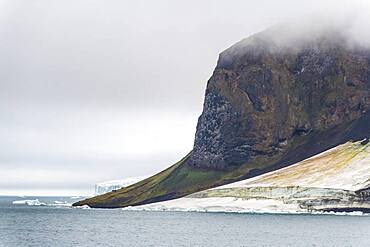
123;197;369;216
123;141;370;215
74;204;91;209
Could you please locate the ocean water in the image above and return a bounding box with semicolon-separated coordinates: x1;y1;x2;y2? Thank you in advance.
1;196;370;247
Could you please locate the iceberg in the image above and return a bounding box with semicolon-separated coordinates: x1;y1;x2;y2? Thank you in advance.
126;140;370;214
70;196;85;200
12;199;46;206
12;199;72;207
94;176;149;195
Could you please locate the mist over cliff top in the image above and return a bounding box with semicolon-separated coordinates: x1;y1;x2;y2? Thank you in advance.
219;15;370;68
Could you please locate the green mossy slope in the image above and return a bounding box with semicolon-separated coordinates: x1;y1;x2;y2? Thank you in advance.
74;112;370;208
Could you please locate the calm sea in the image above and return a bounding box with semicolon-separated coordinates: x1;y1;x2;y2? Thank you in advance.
1;196;370;247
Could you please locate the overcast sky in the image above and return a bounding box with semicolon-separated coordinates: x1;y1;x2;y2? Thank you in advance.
0;0;369;196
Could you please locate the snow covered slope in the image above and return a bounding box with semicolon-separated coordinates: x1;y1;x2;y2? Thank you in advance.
127;140;370;213
221;140;370;191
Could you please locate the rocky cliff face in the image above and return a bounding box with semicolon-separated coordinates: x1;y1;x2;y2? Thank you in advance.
189;27;370;169
74;26;370;208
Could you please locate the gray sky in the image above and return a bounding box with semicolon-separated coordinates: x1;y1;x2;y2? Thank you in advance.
0;0;368;196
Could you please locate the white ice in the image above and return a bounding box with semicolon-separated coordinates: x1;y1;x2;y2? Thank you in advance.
94;176;149;195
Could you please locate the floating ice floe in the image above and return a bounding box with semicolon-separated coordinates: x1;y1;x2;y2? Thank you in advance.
12;199;73;207
12;199;46;206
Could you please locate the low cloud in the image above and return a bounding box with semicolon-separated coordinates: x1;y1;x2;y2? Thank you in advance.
0;0;369;195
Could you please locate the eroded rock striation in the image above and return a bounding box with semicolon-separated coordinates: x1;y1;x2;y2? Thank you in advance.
189;27;370;169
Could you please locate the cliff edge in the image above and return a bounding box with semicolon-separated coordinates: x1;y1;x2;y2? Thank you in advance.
74;25;370;208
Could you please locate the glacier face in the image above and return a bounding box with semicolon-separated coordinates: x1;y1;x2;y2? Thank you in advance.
126;140;370;214
95;176;149;195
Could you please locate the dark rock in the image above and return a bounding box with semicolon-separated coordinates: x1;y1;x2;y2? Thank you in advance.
189;26;370;169
361;138;369;145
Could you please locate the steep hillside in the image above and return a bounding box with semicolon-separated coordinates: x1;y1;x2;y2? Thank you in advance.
128;140;370;213
74;25;370;208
